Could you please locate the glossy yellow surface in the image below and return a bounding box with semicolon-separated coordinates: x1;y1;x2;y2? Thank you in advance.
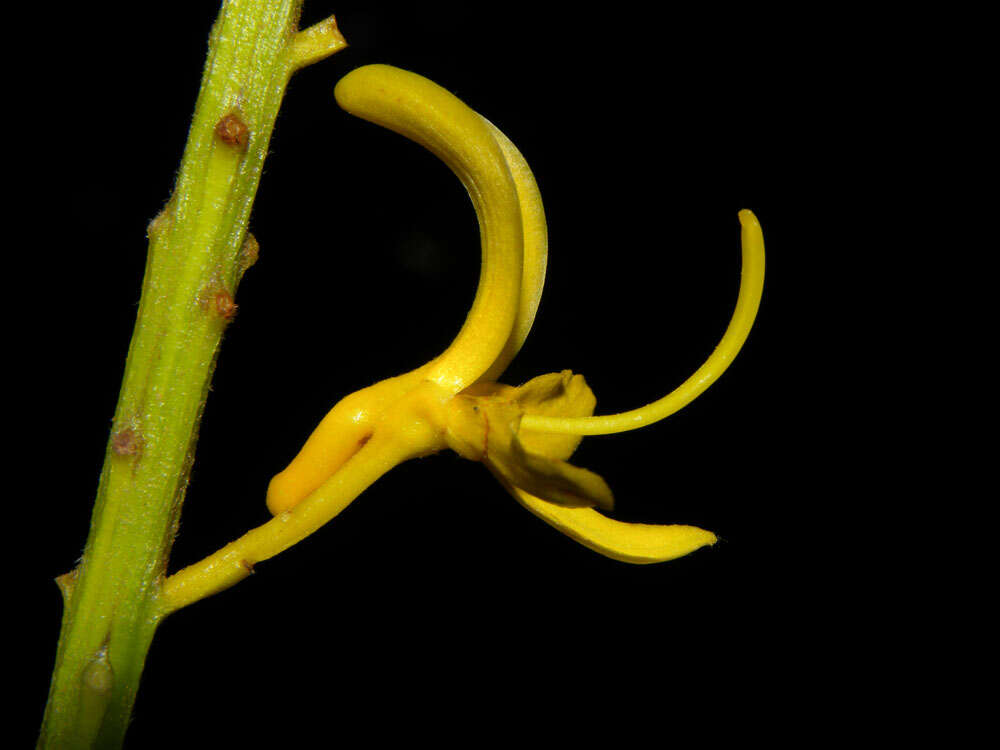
159;64;765;616
335;64;524;394
266;65;538;514
510;491;719;564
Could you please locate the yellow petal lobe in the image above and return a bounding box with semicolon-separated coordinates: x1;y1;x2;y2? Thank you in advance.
512;371;595;461
269;64;539;514
480;119;548;382
511;485;717;564
335;64;524;393
442;373;612;510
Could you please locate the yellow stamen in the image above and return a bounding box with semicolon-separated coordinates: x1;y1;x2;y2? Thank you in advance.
520;209;765;436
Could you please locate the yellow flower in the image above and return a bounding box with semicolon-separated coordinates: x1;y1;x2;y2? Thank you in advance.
159;64;764;614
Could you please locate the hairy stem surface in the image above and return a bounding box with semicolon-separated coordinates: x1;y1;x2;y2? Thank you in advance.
38;3;344;747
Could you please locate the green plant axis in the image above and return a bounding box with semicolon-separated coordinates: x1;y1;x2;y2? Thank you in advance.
38;2;342;746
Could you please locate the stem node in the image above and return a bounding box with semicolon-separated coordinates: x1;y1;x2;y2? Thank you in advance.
110;427;144;458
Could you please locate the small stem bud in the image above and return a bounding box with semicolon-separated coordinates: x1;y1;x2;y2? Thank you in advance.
239;232;260;272
76;646;114;746
146;206;173;239
211;288;238;320
55;569;78;607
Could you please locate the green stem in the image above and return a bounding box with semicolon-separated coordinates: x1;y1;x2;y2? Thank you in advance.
38;3;344;747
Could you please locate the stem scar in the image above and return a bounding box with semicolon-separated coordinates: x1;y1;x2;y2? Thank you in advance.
212;289;238;320
215;111;250;149
111;427;144;458
200;279;239;321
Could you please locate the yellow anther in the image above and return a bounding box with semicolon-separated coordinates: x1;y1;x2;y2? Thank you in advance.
520;209;765;436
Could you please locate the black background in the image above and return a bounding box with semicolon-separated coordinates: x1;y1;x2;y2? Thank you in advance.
16;2;872;746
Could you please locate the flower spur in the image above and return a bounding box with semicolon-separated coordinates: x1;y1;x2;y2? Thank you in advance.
158;64;765;615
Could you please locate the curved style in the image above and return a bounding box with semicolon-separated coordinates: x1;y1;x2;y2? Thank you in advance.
521;209;765;436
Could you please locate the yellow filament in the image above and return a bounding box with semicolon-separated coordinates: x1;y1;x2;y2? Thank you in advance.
521;209;765;436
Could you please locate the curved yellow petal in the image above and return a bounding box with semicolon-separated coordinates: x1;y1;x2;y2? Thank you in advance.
269;65;536;514
521;209;765;435
510;484;717;564
480;119;548;382
335;64;524;393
